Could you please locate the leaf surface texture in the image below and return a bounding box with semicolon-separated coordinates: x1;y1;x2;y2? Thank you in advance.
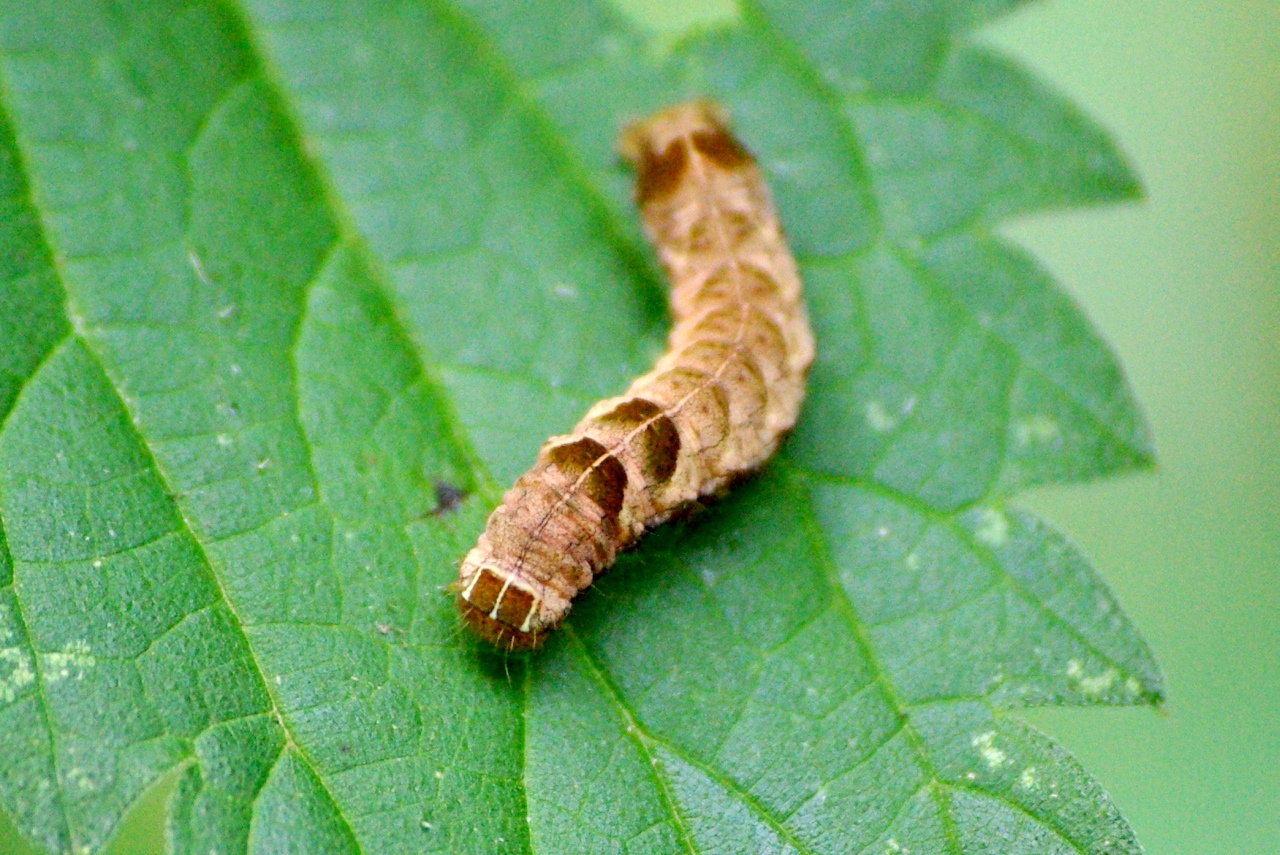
0;1;1158;853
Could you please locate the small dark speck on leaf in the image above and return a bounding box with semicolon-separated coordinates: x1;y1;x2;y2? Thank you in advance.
432;481;466;515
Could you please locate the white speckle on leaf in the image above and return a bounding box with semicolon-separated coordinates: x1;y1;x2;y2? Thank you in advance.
41;641;95;684
1014;414;1062;447
217;434;233;447
886;838;908;854
188;249;210;284
973;508;1010;548
1067;659;1118;695
971;731;1007;770
434;770;444;780
553;283;577;299
876;526;889;538
865;401;899;432
596;34;624;56
1017;766;1039;789
256;458;271;472
770;158;798;176
904;552;921;571
92;559;103;568
65;767;98;792
1082;670;1119;695
0;647;36;703
65;308;89;337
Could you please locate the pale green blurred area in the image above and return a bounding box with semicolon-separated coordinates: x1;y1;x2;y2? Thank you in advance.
987;2;1280;853
2;0;1276;853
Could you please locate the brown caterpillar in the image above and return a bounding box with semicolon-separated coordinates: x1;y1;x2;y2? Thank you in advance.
455;101;814;650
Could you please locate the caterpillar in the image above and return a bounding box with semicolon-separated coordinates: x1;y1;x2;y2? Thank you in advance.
455;100;814;650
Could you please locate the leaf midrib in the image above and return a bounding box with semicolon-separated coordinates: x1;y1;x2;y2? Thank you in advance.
558;627;701;855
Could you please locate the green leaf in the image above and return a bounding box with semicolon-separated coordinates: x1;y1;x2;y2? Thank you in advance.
0;1;1160;853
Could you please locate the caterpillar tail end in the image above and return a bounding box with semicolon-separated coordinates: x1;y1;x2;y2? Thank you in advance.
457;595;545;653
617;99;730;165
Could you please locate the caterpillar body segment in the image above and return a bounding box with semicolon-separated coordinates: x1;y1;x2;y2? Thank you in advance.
457;101;814;650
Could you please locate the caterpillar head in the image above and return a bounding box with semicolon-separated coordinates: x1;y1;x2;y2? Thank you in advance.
455;547;569;652
619;100;752;205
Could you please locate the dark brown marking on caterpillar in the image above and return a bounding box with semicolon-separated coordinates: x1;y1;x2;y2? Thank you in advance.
456;100;815;650
689;128;751;170
546;437;629;521
635;138;689;204
592;398;682;485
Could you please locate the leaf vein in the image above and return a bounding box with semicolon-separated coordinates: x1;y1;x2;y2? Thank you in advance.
782;462;965;854
739;0;885;239
65;332;363;848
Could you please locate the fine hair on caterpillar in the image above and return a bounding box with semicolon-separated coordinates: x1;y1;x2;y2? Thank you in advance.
455;100;814;651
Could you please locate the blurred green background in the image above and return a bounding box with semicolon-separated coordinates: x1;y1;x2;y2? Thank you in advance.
2;0;1276;853
991;2;1280;853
